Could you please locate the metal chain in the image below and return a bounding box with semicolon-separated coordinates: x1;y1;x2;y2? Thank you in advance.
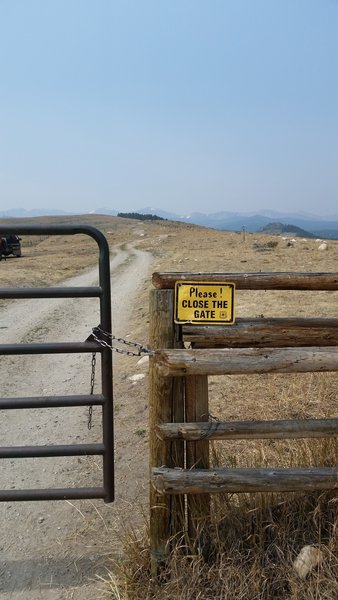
86;327;152;428
88;352;96;430
90;326;154;357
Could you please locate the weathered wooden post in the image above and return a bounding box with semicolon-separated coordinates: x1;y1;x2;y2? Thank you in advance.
149;288;184;574
185;375;210;540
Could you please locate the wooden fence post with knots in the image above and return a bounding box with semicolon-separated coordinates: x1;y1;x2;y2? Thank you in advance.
149;271;338;573
149;288;185;572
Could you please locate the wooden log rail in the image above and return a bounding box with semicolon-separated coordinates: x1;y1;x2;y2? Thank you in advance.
183;318;338;348
156;418;338;441
153;271;338;290
153;347;338;377
152;467;338;494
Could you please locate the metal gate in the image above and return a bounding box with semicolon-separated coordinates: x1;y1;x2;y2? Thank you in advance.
0;224;114;502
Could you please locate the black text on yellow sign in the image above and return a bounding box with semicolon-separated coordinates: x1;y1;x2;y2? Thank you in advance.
174;281;235;325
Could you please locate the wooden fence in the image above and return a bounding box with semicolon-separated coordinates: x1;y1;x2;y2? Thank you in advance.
149;272;338;570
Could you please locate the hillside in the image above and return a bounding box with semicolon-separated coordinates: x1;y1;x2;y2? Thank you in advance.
260;221;315;238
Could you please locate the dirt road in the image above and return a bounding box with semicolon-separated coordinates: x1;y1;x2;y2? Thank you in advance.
0;245;153;599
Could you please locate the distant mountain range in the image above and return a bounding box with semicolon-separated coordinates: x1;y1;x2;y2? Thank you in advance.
1;206;338;239
132;207;338;239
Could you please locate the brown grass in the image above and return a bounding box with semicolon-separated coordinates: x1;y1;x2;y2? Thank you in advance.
104;434;337;599
104;488;337;599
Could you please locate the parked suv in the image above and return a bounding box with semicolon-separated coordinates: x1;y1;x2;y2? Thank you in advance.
1;235;22;257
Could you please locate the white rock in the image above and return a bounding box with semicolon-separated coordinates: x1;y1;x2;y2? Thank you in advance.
318;243;328;251
128;373;146;383
137;355;149;366
293;545;323;578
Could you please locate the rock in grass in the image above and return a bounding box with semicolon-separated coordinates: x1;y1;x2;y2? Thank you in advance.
137;355;149;367
128;373;146;384
293;545;323;578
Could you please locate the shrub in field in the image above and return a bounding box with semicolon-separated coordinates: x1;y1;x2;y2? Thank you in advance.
253;240;279;251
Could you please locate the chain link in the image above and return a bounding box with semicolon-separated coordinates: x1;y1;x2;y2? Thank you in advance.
90;326;154;357
86;327;152;429
88;352;96;430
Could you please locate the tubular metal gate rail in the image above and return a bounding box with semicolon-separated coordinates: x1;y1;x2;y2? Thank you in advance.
0;224;114;502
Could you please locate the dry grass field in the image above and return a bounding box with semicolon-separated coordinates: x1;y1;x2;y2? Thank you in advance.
0;214;337;599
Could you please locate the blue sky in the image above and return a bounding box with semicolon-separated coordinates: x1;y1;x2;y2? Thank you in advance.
1;0;337;216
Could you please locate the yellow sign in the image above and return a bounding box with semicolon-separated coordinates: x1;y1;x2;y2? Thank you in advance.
174;281;235;325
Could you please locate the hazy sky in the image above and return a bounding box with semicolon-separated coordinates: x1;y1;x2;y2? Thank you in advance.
1;0;337;216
